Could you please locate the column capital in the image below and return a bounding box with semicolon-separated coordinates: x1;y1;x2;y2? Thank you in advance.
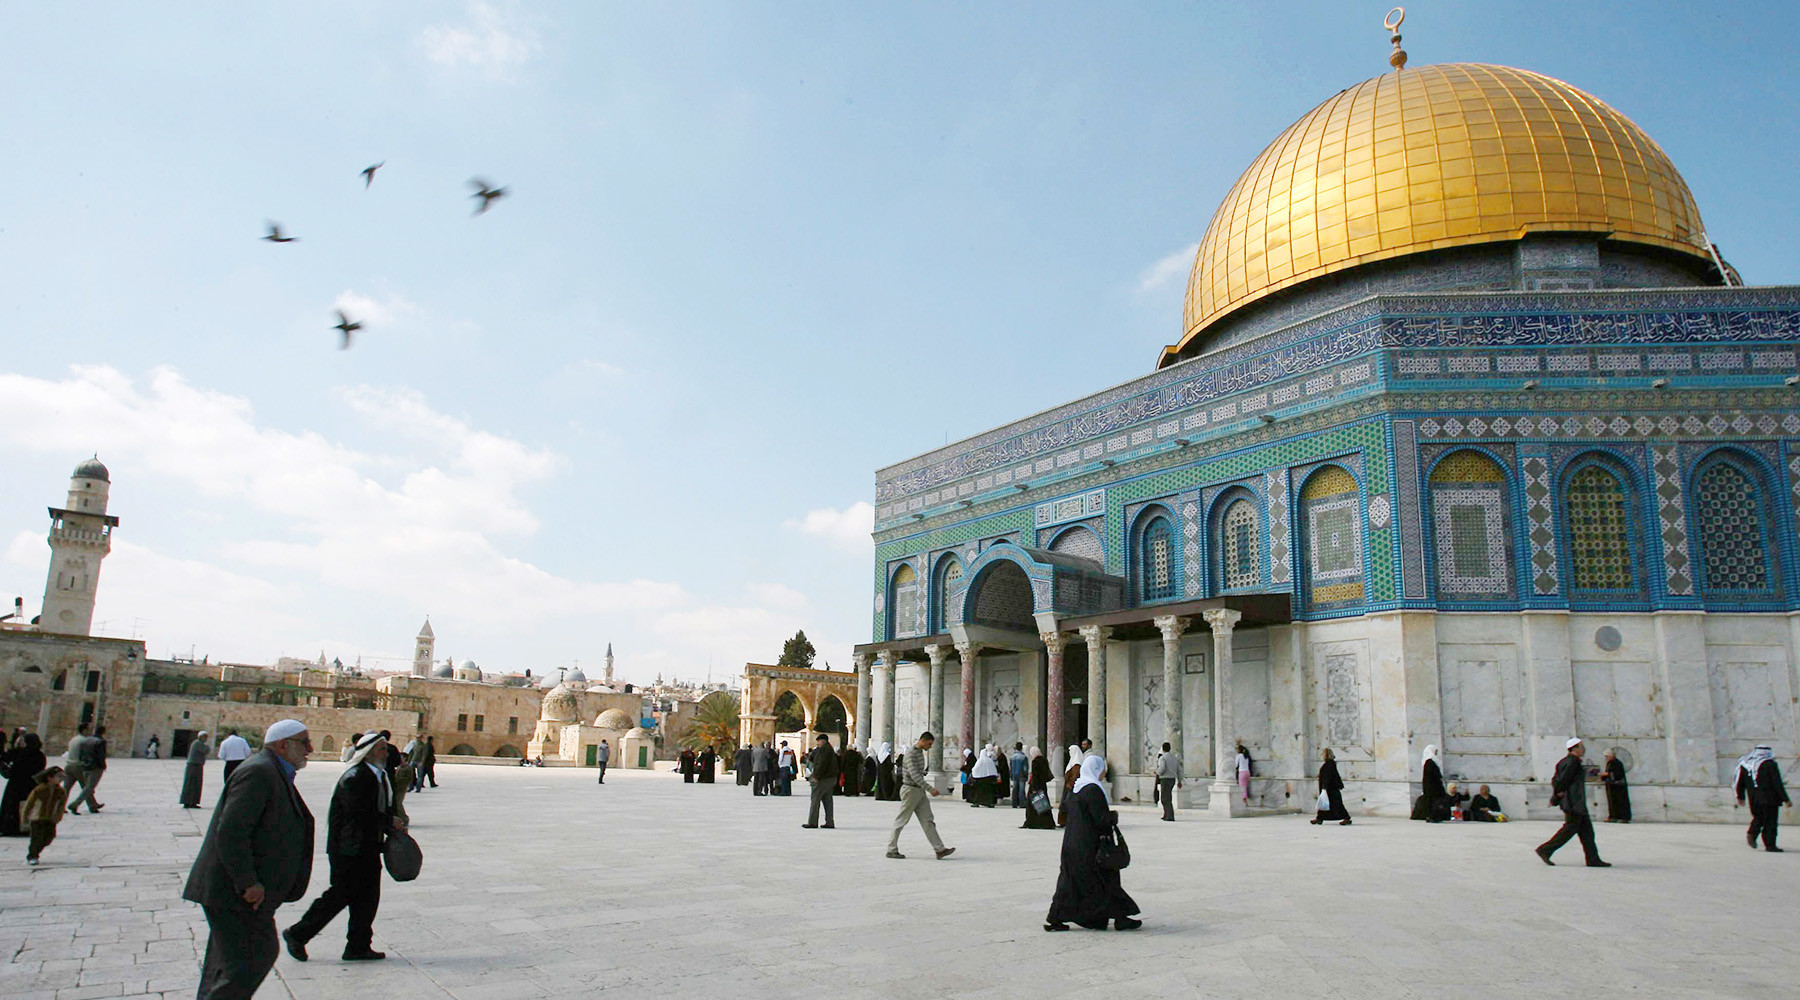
923;643;948;664
873;650;894;669
1077;624;1111;646
852;651;873;672
1153;614;1187;641
1041;630;1068;654
954;641;982;662
1202;607;1243;633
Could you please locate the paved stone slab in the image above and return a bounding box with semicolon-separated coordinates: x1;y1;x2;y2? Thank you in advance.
3;759;1795;998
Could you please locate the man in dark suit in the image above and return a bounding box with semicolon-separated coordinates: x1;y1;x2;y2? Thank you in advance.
284;731;403;961
183;719;315;999
1735;744;1790;852
1536;737;1609;867
803;734;839;829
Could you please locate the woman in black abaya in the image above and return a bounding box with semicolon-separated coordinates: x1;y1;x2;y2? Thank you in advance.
1411;744;1448;821
1021;746;1057;830
1;733;47;837
1311;747;1351;825
1045;753;1139;932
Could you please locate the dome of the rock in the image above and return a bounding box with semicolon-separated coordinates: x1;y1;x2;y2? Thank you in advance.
1170;62;1710;364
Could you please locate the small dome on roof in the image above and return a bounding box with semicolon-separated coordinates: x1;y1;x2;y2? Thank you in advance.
541;683;581;722
625;727;651;740
73;457;110;482
565;666;587;682
432;663;455;678
595;708;634;730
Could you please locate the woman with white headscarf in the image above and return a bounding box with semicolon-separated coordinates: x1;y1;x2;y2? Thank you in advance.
1020;747;1056;830
1056;744;1082;827
1045;754;1140;932
875;742;900;801
970;744;1000;807
1411;744;1449;822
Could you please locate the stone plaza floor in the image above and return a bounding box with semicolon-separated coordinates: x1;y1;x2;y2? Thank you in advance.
2;758;1795;999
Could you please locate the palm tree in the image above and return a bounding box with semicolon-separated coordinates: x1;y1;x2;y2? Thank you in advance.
681;691;740;756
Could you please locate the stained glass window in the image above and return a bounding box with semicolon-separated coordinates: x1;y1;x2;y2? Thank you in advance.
1302;466;1363;604
1221;499;1260;589
935;559;962;632
1142;517;1176;601
1566;465;1634;592
1429;450;1511;597
890;564;919;638
1695;462;1772;595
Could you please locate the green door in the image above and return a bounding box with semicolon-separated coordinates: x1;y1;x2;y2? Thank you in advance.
638;746;648;768
585;744;597;766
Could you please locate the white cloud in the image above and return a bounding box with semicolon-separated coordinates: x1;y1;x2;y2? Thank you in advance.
332;289;418;328
418;2;539;73
744;582;809;613
1137;242;1200;292
785;501;874;556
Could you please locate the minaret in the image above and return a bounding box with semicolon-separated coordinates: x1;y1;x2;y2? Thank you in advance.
604;642;615;685
414;619;436;677
40;457;116;636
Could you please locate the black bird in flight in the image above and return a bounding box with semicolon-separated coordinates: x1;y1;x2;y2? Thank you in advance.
362;162;384;188
263;221;298;243
469;177;508;215
333;310;363;350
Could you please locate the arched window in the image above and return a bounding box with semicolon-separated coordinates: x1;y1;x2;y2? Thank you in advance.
1429;450;1513;598
889;564;919;639
320;735;336;753
1219;498;1261;591
1565;464;1636;594
933;557;962;633
1301;466;1363;605
1694;458;1778;598
1139;515;1177;602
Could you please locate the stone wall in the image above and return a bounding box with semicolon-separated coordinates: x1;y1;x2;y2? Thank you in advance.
130;695;421;758
0;630;146;752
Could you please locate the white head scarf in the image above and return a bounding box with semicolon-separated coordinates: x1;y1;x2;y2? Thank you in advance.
1065;745;1082;773
1028;746;1042;759
1071;753;1110;801
346;731;385;768
1738;745;1775;785
1422;744;1441;770
971;746;1000;778
878;742;893;764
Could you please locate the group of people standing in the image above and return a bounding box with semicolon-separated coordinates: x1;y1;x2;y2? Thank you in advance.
677;745;717;783
734;741;798;795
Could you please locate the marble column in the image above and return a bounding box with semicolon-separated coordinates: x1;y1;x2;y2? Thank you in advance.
882;654;899;748
853;652;872;749
924;644;948;777
1042;629;1069;781
1203;607;1243;817
954;641;979;759
871;653;893;752
1079;625;1110;761
1154;614;1186;764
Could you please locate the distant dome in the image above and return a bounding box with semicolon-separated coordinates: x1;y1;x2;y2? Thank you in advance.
541;683;581;722
460;660;478;671
595;708;634;730
73;457;110;482
625;727;651;740
565;667;587;682
432;663;455;678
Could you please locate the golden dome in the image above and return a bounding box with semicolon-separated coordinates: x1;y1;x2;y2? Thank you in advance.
1171;63;1709;363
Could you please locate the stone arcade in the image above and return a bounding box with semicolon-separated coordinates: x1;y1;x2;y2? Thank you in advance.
856;58;1800;822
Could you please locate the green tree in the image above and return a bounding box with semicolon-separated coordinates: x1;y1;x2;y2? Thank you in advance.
680;691;741;754
777;629;816;669
773;691;807;732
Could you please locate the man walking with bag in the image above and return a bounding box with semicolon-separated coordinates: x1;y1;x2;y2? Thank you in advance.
1536;737;1609;867
887;732;955;860
284;732;404;962
183;719;315;998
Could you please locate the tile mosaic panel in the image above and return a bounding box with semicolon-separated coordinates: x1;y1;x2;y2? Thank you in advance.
1394;420;1427;599
1267;468;1292;585
1694;462;1772;595
1522;453;1558;595
1650;444;1694;596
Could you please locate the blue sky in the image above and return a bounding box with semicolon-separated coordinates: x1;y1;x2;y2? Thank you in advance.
2;2;1795;683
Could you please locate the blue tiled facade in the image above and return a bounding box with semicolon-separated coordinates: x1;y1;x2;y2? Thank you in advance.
871;285;1800;641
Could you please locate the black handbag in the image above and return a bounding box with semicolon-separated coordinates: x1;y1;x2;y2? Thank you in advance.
1096;825;1131;871
383;828;423;882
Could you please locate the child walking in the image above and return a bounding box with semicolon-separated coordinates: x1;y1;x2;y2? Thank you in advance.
23;766;68;866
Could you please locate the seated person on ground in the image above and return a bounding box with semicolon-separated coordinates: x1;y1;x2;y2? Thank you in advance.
1467;784;1505;822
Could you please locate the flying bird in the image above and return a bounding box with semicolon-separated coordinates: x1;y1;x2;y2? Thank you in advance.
262;221;297;243
469;177;508;215
361;162;384;188
332;310;363;350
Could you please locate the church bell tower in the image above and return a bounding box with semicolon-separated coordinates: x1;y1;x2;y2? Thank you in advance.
40;457;116;636
414;619;436;677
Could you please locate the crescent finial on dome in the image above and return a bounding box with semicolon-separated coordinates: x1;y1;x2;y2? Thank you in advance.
1385;8;1407;72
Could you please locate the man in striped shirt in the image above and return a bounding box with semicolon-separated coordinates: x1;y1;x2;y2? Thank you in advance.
887;732;955;861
